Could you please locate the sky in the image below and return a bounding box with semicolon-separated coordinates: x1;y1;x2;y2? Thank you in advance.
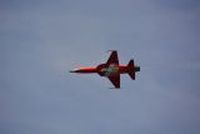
1;0;200;134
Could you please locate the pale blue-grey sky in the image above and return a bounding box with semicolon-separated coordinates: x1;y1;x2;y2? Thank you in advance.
1;0;200;134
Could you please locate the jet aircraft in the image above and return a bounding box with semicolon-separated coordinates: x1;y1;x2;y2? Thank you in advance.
70;51;140;88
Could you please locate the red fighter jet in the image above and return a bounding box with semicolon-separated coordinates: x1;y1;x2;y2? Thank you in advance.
70;51;140;88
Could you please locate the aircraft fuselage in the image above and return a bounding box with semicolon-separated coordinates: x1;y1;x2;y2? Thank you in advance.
70;64;140;77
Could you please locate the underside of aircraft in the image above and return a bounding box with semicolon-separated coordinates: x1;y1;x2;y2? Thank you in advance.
70;51;140;88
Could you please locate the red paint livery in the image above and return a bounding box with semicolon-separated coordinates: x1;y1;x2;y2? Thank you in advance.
70;51;140;88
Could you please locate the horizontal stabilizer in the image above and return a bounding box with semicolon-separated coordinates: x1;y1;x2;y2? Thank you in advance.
127;59;135;80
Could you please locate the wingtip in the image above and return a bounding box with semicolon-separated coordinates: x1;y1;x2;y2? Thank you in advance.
107;50;117;53
109;87;120;89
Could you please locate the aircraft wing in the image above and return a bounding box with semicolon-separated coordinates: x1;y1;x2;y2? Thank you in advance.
108;74;120;88
106;51;119;65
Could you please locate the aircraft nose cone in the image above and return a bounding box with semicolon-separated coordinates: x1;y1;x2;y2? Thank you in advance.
69;70;76;73
69;70;74;73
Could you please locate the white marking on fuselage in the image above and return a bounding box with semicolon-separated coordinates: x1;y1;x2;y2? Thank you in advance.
101;64;119;77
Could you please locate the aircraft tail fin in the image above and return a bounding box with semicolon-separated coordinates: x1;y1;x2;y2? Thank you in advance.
127;59;135;80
